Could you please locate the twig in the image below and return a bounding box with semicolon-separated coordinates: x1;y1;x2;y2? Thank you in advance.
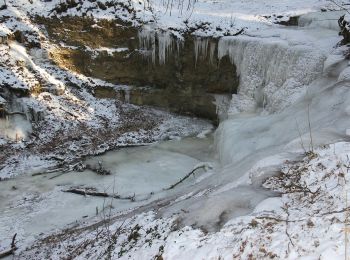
165;165;206;190
307;104;314;153
328;0;350;15
284;204;295;251
319;206;350;216
232;27;246;36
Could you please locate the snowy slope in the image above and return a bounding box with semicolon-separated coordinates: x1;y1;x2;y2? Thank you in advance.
8;0;344;36
18;142;350;259
0;2;213;179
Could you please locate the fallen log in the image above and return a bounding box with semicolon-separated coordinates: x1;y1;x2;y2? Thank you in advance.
63;188;136;201
0;233;17;259
32;167;65;177
0;247;16;259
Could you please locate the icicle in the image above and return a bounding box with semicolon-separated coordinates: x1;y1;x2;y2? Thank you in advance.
176;39;183;57
194;37;209;67
138;26;156;64
138;26;182;65
158;31;173;65
209;41;216;65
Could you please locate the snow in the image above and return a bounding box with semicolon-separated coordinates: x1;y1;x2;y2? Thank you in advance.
132;0;343;36
1;0;350;259
0;23;11;37
338;63;350;81
18;141;350;259
85;46;130;58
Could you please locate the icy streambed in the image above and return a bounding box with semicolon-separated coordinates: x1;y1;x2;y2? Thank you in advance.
0;136;218;250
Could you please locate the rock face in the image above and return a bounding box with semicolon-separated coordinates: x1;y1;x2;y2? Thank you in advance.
38;17;238;120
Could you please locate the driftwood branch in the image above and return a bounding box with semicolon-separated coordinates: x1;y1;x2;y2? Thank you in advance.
63;187;136;201
165;165;206;190
4;111;26;116
0;233;17;259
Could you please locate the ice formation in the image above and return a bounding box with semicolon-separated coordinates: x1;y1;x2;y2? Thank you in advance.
194;37;208;66
194;37;217;66
217;36;327;112
299;11;345;31
138;26;157;63
139;27;329;114
0;115;32;141
138;26;182;65
158;31;174;65
214;94;231;121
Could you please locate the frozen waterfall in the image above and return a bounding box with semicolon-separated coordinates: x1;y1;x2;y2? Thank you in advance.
218;36;326;113
138;27;328;113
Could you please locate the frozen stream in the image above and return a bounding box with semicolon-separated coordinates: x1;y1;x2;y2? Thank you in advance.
1;8;347;256
0;136;216;249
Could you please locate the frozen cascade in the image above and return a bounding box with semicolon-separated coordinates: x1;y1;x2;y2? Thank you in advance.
6;100;33;140
138;26;182;65
214;94;231;121
217;36;326;113
138;26;156;63
140;30;327;113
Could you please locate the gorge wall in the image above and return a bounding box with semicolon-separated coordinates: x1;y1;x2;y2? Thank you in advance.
38;17;239;121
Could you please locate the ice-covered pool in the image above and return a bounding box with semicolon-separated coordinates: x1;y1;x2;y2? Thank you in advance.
0;136;216;249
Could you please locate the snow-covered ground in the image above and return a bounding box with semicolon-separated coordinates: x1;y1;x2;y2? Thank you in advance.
16;142;350;259
0;3;213;179
1;0;350;259
6;0;345;36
